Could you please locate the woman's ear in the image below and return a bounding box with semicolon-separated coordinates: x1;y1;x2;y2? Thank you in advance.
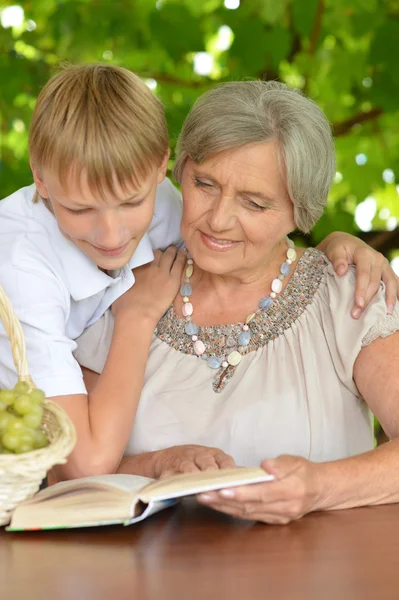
30;161;49;198
156;149;171;184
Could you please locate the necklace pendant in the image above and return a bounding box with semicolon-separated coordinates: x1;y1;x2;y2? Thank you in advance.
227;351;242;366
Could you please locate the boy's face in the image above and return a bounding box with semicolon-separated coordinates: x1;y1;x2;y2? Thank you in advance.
32;158;168;271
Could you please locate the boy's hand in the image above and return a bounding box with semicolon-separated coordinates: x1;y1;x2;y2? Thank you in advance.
319;232;399;317
112;247;186;323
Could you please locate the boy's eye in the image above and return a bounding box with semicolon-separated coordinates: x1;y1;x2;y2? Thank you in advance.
66;207;91;215
123;199;145;208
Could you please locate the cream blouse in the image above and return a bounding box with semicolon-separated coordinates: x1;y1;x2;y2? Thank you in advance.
74;249;399;467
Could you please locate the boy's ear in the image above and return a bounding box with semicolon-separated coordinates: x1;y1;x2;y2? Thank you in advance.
156;149;171;184
30;161;49;198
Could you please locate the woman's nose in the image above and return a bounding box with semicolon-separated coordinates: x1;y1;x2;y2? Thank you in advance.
208;196;236;232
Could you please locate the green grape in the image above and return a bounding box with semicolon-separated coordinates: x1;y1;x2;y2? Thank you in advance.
15;443;34;454
5;420;24;434
13;394;33;416
13;381;30;396
0;412;17;431
0;389;15;407
2;430;22;451
0;385;48;454
22;405;43;429
30;389;45;404
19;428;36;445
33;429;49;449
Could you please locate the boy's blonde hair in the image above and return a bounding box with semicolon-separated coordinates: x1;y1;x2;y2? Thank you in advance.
30;63;168;199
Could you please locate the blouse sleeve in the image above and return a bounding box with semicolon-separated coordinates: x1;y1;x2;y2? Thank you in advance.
319;262;399;396
74;310;115;374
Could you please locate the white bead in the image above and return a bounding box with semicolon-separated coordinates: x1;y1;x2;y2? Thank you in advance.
187;258;194;265
270;292;277;299
286;259;292;265
183;296;189;303
242;324;249;331
222;361;228;368
192;335;198;342
271;278;282;293
182;303;193;317
287;248;297;261
194;340;205;355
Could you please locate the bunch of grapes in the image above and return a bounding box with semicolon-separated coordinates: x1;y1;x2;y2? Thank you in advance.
0;381;49;454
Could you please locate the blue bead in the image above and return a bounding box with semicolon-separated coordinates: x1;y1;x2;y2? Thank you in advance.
259;296;273;311
184;322;198;336
238;331;251;346
180;283;192;297
280;262;290;276
207;355;222;369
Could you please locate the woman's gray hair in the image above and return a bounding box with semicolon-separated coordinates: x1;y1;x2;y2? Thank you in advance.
173;80;336;233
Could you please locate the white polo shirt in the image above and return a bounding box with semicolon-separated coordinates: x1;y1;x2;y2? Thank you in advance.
0;179;183;397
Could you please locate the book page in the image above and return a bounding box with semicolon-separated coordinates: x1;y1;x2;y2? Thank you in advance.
139;467;274;503
22;474;154;506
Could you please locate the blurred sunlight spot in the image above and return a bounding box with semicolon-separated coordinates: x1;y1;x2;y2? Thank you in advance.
156;0;163;9
26;19;36;32
1;5;24;28
334;171;343;184
379;208;390;220
13;119;25;132
382;169;395;184
193;52;214;76
362;77;373;88
215;25;233;52
224;0;240;9
355;197;376;232
323;35;336;50
355;153;367;166
102;50;113;60
145;78;158;90
391;257;399;276
387;217;398;231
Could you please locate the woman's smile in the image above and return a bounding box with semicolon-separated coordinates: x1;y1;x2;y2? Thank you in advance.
200;232;241;252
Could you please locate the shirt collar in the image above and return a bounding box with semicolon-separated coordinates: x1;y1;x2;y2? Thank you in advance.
35;199;154;302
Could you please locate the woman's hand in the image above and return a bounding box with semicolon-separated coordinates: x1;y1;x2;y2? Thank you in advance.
318;232;399;318
112;246;187;323
152;444;236;479
197;455;320;525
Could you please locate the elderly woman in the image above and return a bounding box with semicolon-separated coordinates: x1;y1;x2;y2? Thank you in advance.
75;80;399;525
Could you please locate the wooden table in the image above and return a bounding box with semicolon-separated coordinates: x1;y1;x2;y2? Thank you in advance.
2;499;399;600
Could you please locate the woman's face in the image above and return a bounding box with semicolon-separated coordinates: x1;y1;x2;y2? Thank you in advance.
180;142;296;278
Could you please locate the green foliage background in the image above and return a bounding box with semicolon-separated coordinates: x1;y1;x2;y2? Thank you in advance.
1;0;399;246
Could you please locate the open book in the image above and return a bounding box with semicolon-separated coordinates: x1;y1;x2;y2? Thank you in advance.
7;467;274;531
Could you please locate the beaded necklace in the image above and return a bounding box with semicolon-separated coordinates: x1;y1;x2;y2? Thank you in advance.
180;238;297;370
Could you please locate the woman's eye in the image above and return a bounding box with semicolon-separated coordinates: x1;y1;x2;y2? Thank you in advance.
249;201;264;210
194;177;212;189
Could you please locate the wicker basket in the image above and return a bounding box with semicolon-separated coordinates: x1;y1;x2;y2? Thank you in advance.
0;284;77;525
